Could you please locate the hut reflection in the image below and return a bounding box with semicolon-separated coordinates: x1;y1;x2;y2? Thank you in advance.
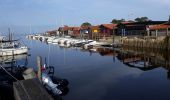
116;47;170;79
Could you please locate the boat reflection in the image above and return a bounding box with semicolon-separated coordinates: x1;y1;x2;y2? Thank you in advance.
0;54;28;64
0;54;29;69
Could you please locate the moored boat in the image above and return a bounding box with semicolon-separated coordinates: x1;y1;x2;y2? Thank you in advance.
0;36;29;56
0;46;28;56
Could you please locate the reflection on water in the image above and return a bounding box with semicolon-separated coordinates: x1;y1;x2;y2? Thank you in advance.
0;54;28;65
117;47;170;79
3;38;170;100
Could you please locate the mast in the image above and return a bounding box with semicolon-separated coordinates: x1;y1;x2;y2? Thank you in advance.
8;28;11;41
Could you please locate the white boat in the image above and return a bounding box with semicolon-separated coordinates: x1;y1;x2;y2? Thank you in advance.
58;38;69;44
83;41;105;49
47;37;55;43
0;46;28;56
0;37;28;56
52;37;60;44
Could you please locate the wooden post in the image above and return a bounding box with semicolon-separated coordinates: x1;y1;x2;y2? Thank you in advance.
113;28;115;44
167;28;169;36
37;56;42;82
156;30;158;37
147;29;150;36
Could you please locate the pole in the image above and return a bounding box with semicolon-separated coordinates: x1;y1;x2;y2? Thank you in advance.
37;56;42;82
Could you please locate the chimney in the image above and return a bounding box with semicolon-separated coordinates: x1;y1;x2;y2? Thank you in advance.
169;15;170;22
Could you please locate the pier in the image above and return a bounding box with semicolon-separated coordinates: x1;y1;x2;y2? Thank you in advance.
0;55;68;100
13;78;53;100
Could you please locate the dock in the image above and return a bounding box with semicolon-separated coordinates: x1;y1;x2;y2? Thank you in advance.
13;78;54;100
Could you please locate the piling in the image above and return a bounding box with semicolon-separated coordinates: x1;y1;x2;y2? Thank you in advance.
37;56;42;82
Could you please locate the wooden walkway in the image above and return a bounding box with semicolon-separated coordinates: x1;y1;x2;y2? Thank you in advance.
13;78;54;100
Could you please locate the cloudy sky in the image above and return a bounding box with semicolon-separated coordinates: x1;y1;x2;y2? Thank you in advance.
0;0;170;33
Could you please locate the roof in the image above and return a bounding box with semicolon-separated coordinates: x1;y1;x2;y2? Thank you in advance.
46;30;58;33
122;21;168;26
100;24;117;29
91;25;100;30
121;21;134;24
73;27;80;31
58;26;76;31
80;25;91;30
149;24;170;30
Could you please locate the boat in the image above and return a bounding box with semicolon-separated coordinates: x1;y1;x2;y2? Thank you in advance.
58;38;69;44
0;36;28;56
72;40;89;47
52;37;60;44
83;41;106;49
47;37;56;43
0;45;28;56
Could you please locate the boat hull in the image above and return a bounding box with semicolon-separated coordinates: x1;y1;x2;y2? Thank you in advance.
0;47;28;56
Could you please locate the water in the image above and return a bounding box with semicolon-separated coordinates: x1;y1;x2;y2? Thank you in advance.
2;37;170;100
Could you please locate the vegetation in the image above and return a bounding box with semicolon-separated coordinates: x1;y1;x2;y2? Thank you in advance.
134;17;151;22
81;22;92;27
111;19;125;24
163;36;170;50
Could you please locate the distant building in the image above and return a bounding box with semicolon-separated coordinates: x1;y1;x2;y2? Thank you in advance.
72;27;80;38
99;24;117;38
148;23;170;36
80;25;91;39
58;26;81;37
45;30;58;36
90;25;100;40
58;26;71;36
117;21;167;37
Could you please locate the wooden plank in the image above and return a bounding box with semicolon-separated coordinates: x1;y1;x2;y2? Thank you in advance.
13;78;54;100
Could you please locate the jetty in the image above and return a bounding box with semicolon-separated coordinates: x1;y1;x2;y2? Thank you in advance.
0;56;69;100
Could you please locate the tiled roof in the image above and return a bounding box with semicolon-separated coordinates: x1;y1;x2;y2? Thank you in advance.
59;26;79;31
91;25;100;30
73;27;80;31
149;24;170;30
80;25;91;30
101;24;117;29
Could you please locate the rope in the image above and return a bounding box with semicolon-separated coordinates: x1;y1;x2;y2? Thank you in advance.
0;65;31;100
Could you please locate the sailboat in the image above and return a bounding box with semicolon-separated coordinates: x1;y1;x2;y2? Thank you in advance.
0;29;28;56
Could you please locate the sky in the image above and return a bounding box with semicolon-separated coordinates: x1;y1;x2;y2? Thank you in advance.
0;0;170;34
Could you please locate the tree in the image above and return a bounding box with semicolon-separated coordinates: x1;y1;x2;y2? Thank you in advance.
135;17;151;22
81;22;92;27
111;19;125;24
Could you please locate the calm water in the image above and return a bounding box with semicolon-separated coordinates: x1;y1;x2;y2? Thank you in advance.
3;37;170;100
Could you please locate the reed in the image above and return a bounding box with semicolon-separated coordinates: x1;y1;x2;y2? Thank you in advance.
122;36;170;50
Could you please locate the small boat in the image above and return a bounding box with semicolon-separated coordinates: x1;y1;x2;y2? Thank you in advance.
47;37;55;43
0;46;28;56
41;66;69;96
83;41;105;49
52;37;60;44
73;40;87;47
0;37;28;56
